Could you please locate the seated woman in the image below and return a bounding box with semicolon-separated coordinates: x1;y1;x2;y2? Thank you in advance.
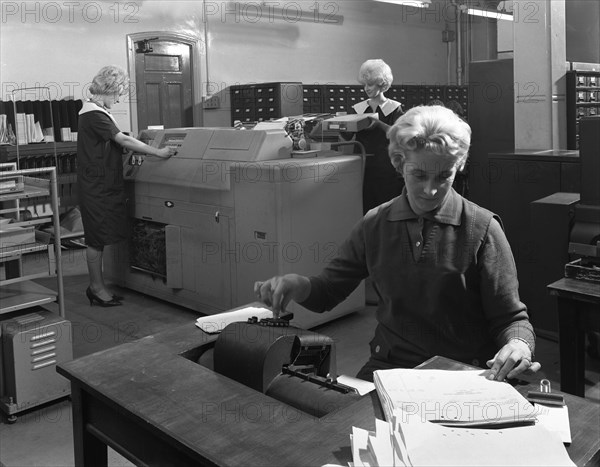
254;105;541;383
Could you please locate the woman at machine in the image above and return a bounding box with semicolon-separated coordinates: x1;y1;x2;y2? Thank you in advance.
254;105;541;383
78;65;175;307
347;59;404;214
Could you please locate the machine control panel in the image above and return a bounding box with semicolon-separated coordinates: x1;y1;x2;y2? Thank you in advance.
147;127;292;162
159;133;187;151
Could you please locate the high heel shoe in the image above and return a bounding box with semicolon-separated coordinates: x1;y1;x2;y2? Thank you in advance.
86;287;122;307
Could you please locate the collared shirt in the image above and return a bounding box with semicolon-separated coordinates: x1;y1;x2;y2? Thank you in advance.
353;98;402;117
300;188;535;369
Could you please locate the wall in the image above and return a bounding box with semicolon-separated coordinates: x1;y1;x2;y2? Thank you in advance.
566;0;600;64
1;0;472;131
495;0;600;63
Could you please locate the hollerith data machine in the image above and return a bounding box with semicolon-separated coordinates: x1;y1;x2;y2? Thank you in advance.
104;127;364;329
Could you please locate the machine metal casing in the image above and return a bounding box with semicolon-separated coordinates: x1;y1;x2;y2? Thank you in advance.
0;310;72;415
105;127;365;329
212;321;359;418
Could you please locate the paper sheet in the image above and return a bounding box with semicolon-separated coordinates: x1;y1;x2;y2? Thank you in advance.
367;419;395;467
252;121;287;130
337;375;375;396
399;419;575;466
535;404;572;444
351;426;376;467
195;306;273;333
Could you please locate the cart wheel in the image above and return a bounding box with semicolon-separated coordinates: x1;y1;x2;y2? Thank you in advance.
7;414;17;424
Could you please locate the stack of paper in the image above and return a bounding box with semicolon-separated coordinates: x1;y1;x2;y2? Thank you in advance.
353;368;577;466
15;113;27;145
0;114;8;143
374;369;538;427
393;418;574;466
350;419;575;467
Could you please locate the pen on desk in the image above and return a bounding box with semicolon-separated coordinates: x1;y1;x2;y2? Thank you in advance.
430;419;537;429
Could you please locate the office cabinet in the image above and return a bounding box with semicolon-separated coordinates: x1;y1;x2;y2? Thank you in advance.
488;151;580;336
530;193;580;336
566;65;600;149
468;59;515;208
322;84;363;114
230;82;303;125
302;85;325;114
0;166;71;422
301;84;469;118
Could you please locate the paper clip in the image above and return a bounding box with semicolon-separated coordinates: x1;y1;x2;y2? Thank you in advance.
527;379;565;406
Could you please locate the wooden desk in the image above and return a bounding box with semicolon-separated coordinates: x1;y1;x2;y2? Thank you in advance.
58;322;600;466
548;277;600;397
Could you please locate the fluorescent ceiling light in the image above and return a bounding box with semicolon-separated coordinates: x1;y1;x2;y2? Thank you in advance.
374;0;432;8
467;7;513;21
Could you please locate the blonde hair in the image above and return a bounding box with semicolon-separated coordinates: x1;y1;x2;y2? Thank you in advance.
387;105;471;171
89;65;129;96
358;59;393;92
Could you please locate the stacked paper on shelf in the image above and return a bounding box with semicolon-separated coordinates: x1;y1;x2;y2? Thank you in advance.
358;368;576;466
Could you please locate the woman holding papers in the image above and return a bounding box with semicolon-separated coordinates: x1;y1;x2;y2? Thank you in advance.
255;105;541;383
78;65;175;307
347;59;404;214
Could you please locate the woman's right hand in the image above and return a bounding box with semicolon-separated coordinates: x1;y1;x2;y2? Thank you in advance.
156;147;176;158
254;274;311;317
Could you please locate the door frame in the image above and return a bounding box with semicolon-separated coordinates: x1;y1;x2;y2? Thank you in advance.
126;31;204;135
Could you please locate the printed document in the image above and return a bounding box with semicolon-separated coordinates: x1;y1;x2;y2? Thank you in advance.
374;368;539;427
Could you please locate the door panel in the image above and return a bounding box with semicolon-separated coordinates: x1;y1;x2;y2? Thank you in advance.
165;83;184;129
135;39;193;130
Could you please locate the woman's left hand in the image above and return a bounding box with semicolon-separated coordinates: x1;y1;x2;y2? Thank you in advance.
486;339;541;381
366;116;379;130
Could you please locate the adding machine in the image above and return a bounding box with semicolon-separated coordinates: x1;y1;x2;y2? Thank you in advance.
195;316;362;418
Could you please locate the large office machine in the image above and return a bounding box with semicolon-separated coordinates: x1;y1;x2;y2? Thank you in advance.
104;126;365;329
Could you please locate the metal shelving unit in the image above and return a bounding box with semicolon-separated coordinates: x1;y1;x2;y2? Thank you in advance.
0;167;64;316
0;166;71;422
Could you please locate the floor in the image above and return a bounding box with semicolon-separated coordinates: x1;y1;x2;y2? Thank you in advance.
1;248;599;467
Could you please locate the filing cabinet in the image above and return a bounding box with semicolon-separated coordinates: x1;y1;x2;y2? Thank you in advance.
302;85;325;114
230;82;303;125
247;83;470;121
445;85;470;119
425;85;445;103
386;86;408;110
566;65;600;149
323;84;363;114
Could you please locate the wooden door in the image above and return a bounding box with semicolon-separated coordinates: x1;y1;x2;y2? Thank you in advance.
134;39;193;130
